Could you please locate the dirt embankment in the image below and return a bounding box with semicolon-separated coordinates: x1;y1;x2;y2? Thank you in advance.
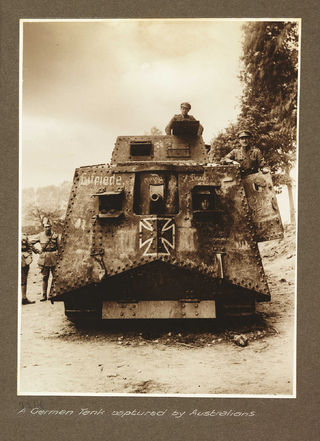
19;226;296;395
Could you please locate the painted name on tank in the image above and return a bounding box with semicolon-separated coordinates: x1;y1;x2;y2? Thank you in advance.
80;174;122;186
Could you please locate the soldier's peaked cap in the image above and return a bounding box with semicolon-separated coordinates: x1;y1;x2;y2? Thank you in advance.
43;218;52;227
238;130;252;138
180;102;191;109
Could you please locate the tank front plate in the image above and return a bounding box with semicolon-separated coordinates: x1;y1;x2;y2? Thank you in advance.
102;300;216;319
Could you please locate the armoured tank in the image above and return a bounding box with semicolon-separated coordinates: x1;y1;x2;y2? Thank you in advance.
50;120;284;321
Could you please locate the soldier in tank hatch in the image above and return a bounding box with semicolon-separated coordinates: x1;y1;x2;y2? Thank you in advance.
165;102;204;136
220;130;268;175
21;233;39;305
34;218;60;301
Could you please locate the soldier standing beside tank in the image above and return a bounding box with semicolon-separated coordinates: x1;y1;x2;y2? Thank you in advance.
34;219;59;302
21;233;39;305
165;102;204;136
221;130;268;175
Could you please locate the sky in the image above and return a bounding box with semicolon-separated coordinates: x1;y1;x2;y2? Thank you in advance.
22;19;244;188
21;19;297;222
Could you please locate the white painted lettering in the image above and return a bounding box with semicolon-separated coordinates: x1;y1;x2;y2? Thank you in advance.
80;174;122;186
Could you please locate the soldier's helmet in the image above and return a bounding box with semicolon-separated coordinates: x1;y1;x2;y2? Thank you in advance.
238;130;252;138
180;102;191;110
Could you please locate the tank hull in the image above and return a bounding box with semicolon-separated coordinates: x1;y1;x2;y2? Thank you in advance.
50;135;283;321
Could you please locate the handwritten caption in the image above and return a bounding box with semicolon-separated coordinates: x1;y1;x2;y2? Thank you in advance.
17;402;255;418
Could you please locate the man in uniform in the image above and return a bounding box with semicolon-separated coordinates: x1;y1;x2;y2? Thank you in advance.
35;219;59;301
165;102;204;136
220;130;267;175
21;233;39;305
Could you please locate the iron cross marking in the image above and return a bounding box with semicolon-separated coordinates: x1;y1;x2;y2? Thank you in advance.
139;217;175;256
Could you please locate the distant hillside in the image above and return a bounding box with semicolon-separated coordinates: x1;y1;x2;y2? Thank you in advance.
22;181;72;233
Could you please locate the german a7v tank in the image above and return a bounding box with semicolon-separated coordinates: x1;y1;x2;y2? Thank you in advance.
50;119;283;321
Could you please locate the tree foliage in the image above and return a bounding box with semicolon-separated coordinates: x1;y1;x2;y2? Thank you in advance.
22;182;72;234
150;126;163;136
239;21;298;186
241;22;298;131
144;127;163;136
211;21;299;189
24;206;65;232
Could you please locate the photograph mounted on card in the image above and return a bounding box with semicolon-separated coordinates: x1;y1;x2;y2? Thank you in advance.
19;18;299;397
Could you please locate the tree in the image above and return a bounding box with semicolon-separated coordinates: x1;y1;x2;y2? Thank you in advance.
145;126;163;136
209;123;239;162
211;21;298;224
22;182;72;234
239;21;298;224
23;205;66;234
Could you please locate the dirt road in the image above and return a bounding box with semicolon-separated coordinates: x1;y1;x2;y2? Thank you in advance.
19;227;295;396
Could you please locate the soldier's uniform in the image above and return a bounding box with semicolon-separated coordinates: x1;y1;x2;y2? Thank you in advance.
223;146;265;174
35;226;59;301
21;234;37;304
222;130;266;175
165;102;204;136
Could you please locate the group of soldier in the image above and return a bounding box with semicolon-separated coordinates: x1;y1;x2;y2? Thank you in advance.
21;219;59;305
166;102;267;175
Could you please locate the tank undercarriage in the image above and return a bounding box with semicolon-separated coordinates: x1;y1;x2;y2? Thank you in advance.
56;260;261;322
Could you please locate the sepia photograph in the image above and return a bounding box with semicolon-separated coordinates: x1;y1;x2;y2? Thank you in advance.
19;18;299;397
